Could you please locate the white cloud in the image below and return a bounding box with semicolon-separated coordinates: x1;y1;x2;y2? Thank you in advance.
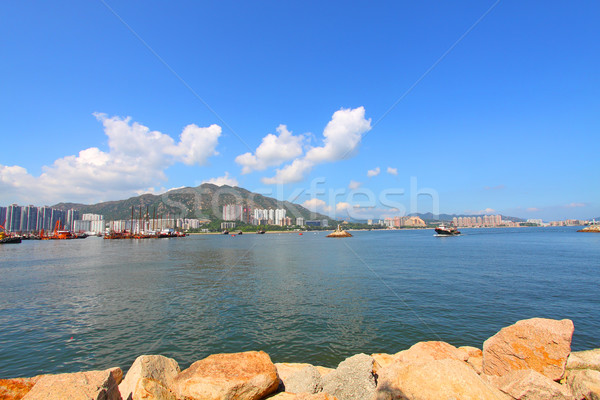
235;125;304;174
565;202;586;208
526;207;540;212
336;202;352;212
261;158;314;185
467;207;496;215
367;167;380;177
0;114;222;205
387;167;398;175
202;172;239;187
301;198;331;213
262;107;371;184
304;107;371;163
348;180;362;189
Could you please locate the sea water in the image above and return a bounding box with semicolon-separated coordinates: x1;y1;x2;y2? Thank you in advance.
0;227;598;378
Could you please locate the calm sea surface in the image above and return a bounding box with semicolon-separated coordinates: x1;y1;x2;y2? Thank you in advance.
0;227;598;378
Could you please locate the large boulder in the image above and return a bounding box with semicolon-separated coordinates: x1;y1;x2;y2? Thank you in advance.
172;351;279;400
0;376;44;400
280;365;322;394
567;349;600;371
320;353;377;400
374;358;509;400
483;318;574;380
22;367;122;400
566;369;600;400
486;369;574;400
119;355;180;400
394;341;468;364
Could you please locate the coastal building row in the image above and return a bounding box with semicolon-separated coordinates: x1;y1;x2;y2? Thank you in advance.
222;204;297;226
453;215;503;227
381;216;427;228
0;204;73;233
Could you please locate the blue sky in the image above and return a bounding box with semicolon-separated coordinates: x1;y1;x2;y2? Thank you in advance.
1;1;598;221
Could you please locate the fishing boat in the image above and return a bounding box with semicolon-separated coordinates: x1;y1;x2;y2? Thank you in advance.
435;224;461;236
0;225;21;244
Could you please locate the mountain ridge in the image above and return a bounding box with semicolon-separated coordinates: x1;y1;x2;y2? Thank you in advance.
53;184;331;222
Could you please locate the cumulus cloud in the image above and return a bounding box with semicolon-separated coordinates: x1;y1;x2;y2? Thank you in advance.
367;167;380;177
202;172;239;187
235;125;304;174
386;167;398;176
336;202;352;212
0;114;222;204
302;198;331;214
348;180;362;189
262;107;371;184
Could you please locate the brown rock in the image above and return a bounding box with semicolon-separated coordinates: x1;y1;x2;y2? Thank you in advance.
482;318;574;380
488;369;574;399
459;346;483;358
275;364;315;384
172;351;279;400
21;367;122;400
119;354;180;400
566;369;600;400
371;354;395;375
459;346;484;374
394;341;468;364
375;358;509;400
314;367;334;377
275;364;333;380
0;376;43;400
567;349;600;371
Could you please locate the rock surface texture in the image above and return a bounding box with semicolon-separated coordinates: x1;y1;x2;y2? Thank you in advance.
21;367;122;400
567;349;600;372
279;365;322;394
118;354;180;400
172;351;279;400
482;317;574;380
0;376;43;400
566;369;600;400
320;353;377;400
487;369;574;400
375;358;509;400
394;341;468;364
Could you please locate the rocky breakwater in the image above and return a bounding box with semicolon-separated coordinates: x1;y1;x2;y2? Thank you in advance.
578;225;600;233
1;318;599;400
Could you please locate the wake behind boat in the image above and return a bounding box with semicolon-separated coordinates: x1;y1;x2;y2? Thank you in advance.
435;224;461;236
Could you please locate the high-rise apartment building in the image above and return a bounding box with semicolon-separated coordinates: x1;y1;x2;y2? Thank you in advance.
6;204;22;232
222;204;243;221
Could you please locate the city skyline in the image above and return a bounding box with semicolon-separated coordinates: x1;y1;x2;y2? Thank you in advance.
1;2;598;221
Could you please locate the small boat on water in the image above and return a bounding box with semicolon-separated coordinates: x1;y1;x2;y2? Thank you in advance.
256;229;265;234
237;231;243;235
222;230;229;235
435;224;461;236
0;225;21;244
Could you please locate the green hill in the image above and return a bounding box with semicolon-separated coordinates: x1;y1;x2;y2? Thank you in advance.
53;184;331;223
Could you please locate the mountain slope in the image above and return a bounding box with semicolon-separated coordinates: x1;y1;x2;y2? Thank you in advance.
53;184;330;222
